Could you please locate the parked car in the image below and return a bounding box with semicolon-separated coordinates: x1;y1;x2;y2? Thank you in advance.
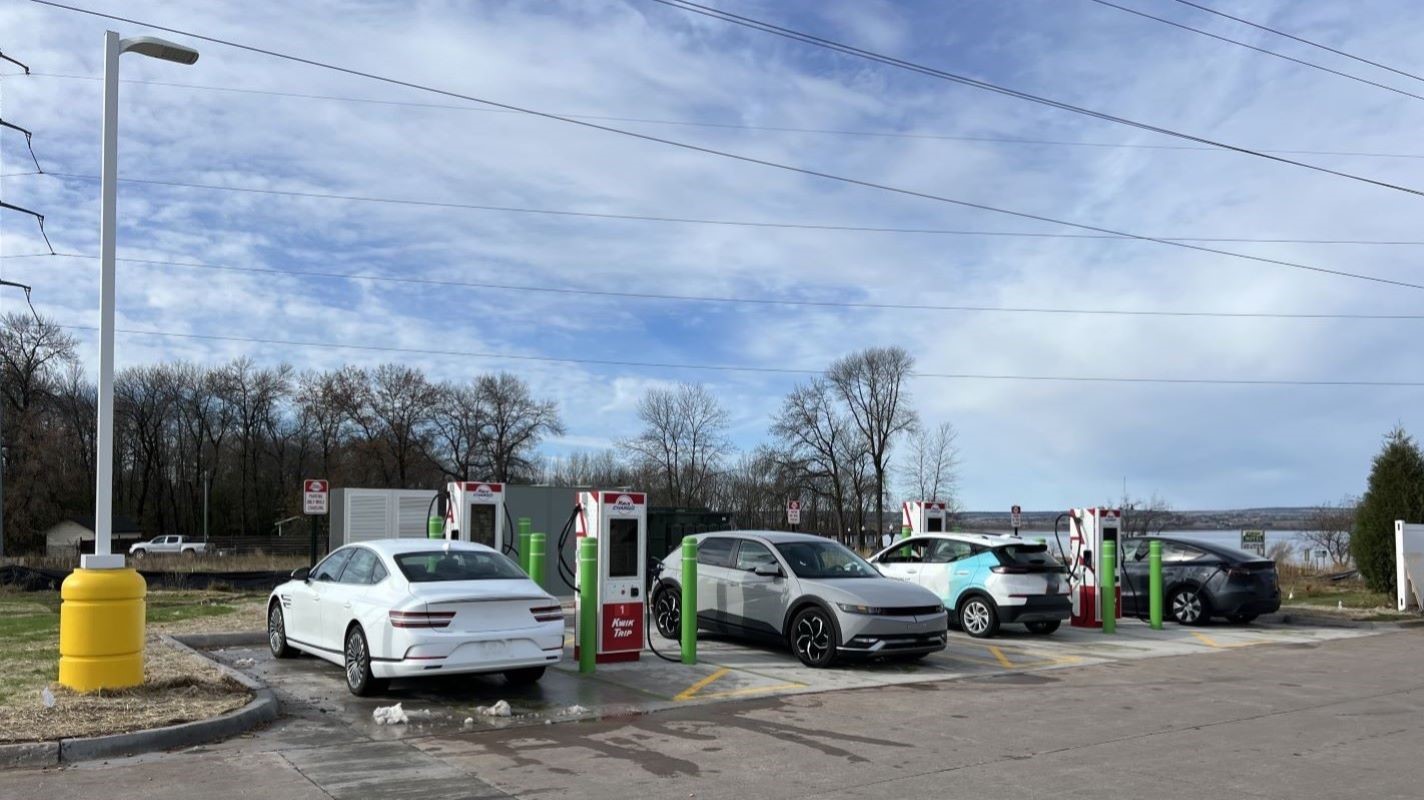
266;540;563;695
1118;537;1281;625
870;534;1070;638
129;535;206;559
651;531;948;668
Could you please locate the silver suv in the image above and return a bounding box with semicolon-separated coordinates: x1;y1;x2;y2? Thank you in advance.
652;531;948;667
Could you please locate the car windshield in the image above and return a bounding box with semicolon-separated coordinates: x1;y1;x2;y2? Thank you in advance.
394;550;527;582
774;540;879;579
996;543;1062;567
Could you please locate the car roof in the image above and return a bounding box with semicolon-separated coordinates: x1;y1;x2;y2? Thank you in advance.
345;538;498;556
694;530;834;545
897;532;1028;548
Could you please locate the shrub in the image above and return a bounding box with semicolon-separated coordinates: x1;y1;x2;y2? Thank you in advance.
1351;427;1424;593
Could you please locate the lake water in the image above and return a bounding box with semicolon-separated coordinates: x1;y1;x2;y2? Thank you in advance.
987;528;1327;563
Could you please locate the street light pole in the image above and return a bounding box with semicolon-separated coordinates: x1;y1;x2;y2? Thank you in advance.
82;30;198;571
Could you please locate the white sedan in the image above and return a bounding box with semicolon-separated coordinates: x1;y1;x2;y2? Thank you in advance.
267;539;564;695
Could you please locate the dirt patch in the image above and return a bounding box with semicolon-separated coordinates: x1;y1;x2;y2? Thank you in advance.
0;633;251;743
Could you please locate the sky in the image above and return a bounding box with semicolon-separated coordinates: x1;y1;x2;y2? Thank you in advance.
2;0;1424;511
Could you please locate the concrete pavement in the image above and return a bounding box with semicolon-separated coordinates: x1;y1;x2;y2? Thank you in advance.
7;627;1423;799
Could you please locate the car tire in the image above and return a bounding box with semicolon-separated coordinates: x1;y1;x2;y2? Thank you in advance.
182;548;197;558
504;666;546;686
344;626;388;697
652;586;680;640
1226;612;1258;625
959;596;1001;638
1025;620;1061;635
789;606;839;668
1170;586;1210;625
268;603;297;659
131;549;146;560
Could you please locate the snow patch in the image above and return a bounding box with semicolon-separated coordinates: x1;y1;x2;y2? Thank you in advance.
372;703;409;725
233;657;256;668
561;705;589;715
41;687;56;709
476;700;512;717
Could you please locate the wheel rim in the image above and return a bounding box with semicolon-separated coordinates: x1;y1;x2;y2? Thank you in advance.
268;606;284;652
655;592;680;638
794;613;831;663
1173;591;1202;623
345;631;366;689
963;601;990;634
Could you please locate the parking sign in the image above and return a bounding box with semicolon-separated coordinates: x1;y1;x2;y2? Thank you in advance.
303;479;329;515
786;500;801;526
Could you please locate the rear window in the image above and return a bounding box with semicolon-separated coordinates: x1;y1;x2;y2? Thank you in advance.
995;543;1062;568
395;550;527;582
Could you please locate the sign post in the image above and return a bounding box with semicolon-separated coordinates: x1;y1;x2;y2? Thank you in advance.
786;500;802;531
303;479;329;567
1011;505;1022;537
1240;529;1266;558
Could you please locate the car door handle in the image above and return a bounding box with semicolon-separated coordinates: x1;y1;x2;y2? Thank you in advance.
343;602;352;610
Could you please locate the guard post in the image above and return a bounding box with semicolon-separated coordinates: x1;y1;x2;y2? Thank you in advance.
529;532;546;592
1149;539;1164;630
578;537;597;674
1101;540;1117;634
517;517;532;574
681;538;698;665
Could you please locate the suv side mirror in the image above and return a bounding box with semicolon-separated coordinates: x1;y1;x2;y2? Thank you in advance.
753;563;783;578
291;566;311;581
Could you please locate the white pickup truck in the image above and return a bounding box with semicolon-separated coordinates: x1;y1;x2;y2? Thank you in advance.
128;535;206;559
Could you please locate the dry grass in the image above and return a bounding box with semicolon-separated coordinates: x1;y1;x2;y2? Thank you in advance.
0;589;265;744
6;552;309;573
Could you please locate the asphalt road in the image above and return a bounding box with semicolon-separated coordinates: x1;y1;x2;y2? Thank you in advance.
9;628;1423;800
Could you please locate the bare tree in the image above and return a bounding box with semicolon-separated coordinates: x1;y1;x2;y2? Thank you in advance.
295;368;355;482
357;364;440;488
1119;494;1177;538
827;347;918;540
624;383;731;506
424;381;488;481
771;378;856;538
1304;497;1356;565
900;421;959;508
477;373;564;482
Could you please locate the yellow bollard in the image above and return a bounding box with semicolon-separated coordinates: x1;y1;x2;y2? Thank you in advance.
58;568;146;691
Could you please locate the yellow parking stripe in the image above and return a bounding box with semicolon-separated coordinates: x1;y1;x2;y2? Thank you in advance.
696;681;806;700
987;646;1015;668
1190;631;1255;650
674;667;731;701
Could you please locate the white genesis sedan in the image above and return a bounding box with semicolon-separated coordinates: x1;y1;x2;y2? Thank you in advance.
267;539;564;695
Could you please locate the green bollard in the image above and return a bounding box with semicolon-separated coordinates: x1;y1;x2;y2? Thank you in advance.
681;539;698;665
578;538;597;674
1149;539;1164;630
529;532;546;592
1101;540;1117;634
427;515;443;539
517;518;532;574
900;525;911;540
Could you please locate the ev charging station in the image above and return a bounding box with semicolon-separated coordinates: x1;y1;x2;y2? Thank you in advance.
1066;507;1123;629
575;490;648;663
902;500;950;535
444;481;507;550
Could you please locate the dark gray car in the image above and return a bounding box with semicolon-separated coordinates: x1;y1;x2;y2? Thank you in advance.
652;531;947;667
1118;537;1281;624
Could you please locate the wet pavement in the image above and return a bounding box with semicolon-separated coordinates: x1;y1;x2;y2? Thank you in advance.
205;616;1378;737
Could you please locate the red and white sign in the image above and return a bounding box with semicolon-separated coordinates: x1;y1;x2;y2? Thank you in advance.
1011;504;1022;529
601;602;644;652
303;479;328;515
786;500;802;526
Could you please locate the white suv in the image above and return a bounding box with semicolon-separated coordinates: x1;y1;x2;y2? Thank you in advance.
870;534;1071;638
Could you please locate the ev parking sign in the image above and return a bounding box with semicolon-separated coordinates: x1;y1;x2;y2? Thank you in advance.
303;479;329;515
786;500;801;526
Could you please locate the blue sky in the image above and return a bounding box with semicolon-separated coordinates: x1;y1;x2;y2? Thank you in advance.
2;0;1424;510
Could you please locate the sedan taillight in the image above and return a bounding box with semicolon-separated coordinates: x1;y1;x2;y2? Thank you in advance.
530;605;563;623
389;610;455;629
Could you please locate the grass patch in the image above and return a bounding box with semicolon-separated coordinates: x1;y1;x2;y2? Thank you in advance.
1278;571;1397;617
0;588;264;740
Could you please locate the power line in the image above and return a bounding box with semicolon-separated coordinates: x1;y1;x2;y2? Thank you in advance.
29;171;1424;291
1085;0;1424;102
24;2;1424;216
53;323;1424;387
19;70;1424;161
643;0;1424;199
19;251;1424;321
1169;0;1424;86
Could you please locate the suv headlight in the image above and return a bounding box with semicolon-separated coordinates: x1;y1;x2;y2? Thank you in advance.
836;603;886;615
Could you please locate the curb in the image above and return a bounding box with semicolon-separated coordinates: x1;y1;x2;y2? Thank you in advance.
1264;609;1410;629
1;635;280;770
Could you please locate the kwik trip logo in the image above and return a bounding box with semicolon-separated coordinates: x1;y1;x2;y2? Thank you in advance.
609;616;636;639
468;483;500;501
611;494;638;516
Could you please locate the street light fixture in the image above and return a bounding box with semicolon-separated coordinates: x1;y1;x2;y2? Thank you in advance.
84;31;198;571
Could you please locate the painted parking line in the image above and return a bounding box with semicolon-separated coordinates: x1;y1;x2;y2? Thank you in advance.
674;667;731;701
1189;631;1256;649
695;680;808;700
987;646;1014;668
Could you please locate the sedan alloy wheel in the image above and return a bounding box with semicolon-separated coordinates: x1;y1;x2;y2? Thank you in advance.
653;589;680;639
1171;587;1207;625
268;603;295;659
791;607;838;668
959;597;1000;638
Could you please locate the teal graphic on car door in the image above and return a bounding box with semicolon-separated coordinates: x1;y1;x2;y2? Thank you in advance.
919;539;979;607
